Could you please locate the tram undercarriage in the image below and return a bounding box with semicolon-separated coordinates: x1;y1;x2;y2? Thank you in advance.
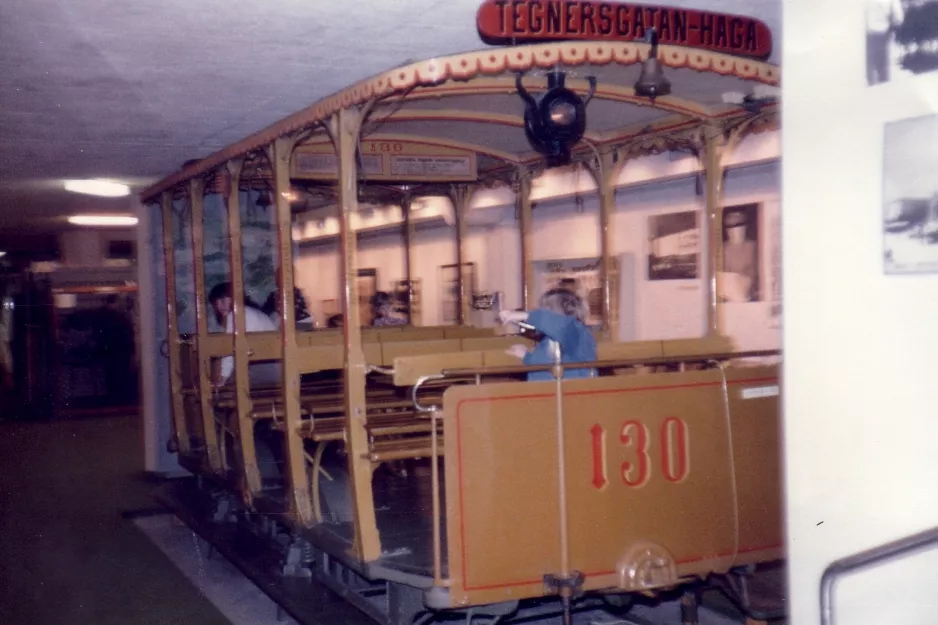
157;453;785;625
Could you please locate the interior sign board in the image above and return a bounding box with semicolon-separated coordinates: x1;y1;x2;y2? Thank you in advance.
292;140;478;182
294;151;382;178
390;155;473;178
476;0;772;60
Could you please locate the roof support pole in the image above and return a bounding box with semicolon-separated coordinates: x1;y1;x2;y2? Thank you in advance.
268;136;313;526
402;194;415;324
701;118;760;337
187;177;222;472
584;149;627;342
702;128;725;337
160;190;190;456
329;105;382;560
516;168;535;310
449;184;476;326
225;158;261;500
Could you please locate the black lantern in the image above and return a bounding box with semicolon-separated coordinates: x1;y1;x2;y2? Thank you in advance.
517;70;596;168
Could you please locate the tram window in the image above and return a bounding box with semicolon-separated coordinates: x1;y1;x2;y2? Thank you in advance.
171;197;196;335
238;188;278;314
203;192;230;334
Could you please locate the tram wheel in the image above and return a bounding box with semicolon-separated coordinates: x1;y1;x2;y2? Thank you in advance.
600;592;635;614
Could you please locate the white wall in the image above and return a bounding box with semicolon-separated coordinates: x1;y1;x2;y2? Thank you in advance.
295;132;780;351
784;2;938;623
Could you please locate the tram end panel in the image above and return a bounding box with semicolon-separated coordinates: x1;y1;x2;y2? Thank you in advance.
440;364;784;607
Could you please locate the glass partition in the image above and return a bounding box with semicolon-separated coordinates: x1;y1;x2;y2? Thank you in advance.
171;195;196;336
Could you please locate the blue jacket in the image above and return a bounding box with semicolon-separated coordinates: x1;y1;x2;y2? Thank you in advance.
521;309;598;381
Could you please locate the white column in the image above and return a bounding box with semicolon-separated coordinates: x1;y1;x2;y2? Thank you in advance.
784;1;938;623
134;196;186;477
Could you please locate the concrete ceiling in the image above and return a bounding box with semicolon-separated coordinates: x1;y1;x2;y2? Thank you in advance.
0;0;779;245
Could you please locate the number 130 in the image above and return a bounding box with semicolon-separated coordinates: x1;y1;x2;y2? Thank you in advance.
589;417;690;490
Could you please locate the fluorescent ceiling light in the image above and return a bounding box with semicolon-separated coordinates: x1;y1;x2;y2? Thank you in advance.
64;179;130;197
68;214;138;227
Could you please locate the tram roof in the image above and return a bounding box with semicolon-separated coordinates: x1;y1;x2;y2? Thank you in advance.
140;40;780;204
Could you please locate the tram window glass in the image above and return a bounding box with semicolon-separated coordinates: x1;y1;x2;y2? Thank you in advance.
293;219;340;330
238;187;278;315
171;196;196;335
203;191;230;334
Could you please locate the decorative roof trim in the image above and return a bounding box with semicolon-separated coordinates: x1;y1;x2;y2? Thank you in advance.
140;41;779;202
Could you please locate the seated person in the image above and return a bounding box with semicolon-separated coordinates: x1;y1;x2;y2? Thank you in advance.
498;287;598;381
208;281;281;388
371;291;407;327
262;268;315;329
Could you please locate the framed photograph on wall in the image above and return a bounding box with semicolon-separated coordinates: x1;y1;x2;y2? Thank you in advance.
647;210;700;280
440;262;476;324
719;203;762;303
865;0;938;87
883;113;938;274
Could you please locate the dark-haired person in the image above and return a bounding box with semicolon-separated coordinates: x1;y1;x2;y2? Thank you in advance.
370;291;406;326
262;267;315;329
208;281;280;387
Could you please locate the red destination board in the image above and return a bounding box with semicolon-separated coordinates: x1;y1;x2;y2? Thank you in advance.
477;0;773;60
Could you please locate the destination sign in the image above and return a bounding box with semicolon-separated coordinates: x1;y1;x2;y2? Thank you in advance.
292;140;478;182
476;0;772;60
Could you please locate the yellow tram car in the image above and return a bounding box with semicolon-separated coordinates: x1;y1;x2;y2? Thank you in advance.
141;29;784;625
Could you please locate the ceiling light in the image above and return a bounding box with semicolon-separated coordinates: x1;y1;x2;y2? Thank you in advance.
68;214;139;227
64;179;131;197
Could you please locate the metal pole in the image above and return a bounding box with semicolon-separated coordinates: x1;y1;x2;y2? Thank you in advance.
518;171;534;309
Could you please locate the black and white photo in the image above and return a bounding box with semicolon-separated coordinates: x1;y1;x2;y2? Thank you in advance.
719;203;762;303
883;114;938;274
866;0;938;86
647;210;699;281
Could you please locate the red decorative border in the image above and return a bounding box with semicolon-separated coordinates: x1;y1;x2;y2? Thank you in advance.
141;41;779;202
454;376;782;592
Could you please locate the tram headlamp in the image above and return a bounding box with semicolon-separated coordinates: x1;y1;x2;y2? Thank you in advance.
549;100;578;126
517;70;596;168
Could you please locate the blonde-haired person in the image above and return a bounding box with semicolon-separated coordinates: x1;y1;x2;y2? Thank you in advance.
498;287;598;381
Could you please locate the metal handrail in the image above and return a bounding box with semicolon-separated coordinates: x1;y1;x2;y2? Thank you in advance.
820;524;938;625
440;348;781;378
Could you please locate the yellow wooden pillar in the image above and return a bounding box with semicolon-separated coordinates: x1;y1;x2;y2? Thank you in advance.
701;119;759;337
517;169;535;310
160;190;189;455
583;150;626;343
402;194;415;324
224;159;262;497
702;128;725;338
268;136;312;525
450;184;475;325
187;177;222;472
330;106;382;560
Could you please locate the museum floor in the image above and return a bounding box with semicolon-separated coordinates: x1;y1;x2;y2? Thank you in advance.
0;410;778;625
0;412;231;625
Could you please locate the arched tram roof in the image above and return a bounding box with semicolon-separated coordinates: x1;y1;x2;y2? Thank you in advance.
140;40;780;205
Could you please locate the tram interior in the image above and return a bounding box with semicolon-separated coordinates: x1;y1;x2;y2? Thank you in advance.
149;46;782;605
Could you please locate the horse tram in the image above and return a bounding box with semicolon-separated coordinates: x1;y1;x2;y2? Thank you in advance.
142;4;784;624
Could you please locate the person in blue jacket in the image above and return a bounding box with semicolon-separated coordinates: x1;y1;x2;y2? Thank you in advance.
497;287;598;381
